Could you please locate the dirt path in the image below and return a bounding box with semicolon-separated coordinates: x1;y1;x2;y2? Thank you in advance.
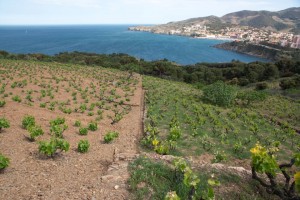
0;75;144;200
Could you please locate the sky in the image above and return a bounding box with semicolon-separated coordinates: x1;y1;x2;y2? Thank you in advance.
0;0;299;25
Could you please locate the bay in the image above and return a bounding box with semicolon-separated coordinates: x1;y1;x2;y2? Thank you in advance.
0;25;268;65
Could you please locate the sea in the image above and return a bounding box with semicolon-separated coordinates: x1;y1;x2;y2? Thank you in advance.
0;25;269;65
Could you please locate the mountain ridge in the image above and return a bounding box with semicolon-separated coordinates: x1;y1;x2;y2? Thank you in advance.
139;7;300;34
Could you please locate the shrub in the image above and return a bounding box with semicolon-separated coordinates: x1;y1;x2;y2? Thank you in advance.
40;102;46;108
50;125;66;138
87;111;94;116
0;100;5;107
238;77;250;86
22;115;35;129
154;142;170;155
255;82;268;90
49;117;67;138
88;122;98;131
79;127;88;135
74;120;81;127
212;151;227;163
38;138;70;157
50;117;65;126
0;118;10;132
165;191;180;200
237;90;267;106
104;131;119;143
12;95;21;102
280;76;300;90
202;81;237;107
250;144;300;199
0;153;9;170
77;140;90;153
28;125;44;141
168;126;182;141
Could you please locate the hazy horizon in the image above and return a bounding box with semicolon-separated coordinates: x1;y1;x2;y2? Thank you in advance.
0;0;299;25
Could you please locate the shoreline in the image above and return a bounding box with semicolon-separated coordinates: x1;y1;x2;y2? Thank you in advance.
129;28;271;60
129;28;237;42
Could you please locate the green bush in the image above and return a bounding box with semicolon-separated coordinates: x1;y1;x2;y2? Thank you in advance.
78;140;90;153
0;118;10;132
50;117;65;126
255;82;268;90
22;115;36;129
237;90;267;106
104;131;119;143
38;138;70;157
74;120;81;127
168;126;182;141
280;76;300;90
79;127;88;135
88;122;98;131
0;100;6;107
50;125;66;138
40;102;46;108
0;153;9;170
50;117;67;138
28;125;44;141
202;81;237;107
12;95;21;102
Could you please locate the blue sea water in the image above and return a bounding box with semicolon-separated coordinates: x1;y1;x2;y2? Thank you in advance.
0;25;268;65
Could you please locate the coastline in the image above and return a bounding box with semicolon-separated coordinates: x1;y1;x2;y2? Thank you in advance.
128;28;271;60
128;27;236;42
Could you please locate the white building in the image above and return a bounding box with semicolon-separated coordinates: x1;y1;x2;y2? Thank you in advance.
291;35;300;49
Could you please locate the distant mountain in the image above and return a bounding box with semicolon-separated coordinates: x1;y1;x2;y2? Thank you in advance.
133;7;300;34
221;7;300;33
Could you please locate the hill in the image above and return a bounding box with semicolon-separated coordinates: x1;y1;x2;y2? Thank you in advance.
129;7;300;34
222;7;300;33
0;56;300;199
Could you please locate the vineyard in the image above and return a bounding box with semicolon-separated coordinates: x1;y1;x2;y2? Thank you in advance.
0;59;299;199
141;76;299;160
131;76;300;199
0;59;143;199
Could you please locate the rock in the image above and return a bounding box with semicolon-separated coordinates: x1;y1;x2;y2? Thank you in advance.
211;163;225;170
101;175;114;182
114;185;120;190
118;153;138;161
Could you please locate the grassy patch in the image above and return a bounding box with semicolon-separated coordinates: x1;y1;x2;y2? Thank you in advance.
128;157;277;200
128;157;190;200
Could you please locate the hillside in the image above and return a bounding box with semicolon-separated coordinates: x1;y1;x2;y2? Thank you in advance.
129;75;300;199
0;58;300;199
222;7;300;33
0;59;143;199
129;7;300;34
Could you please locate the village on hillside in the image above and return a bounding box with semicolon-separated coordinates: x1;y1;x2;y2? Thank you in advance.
129;25;300;49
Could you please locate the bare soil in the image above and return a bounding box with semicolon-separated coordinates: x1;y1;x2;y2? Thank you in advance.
0;60;143;199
